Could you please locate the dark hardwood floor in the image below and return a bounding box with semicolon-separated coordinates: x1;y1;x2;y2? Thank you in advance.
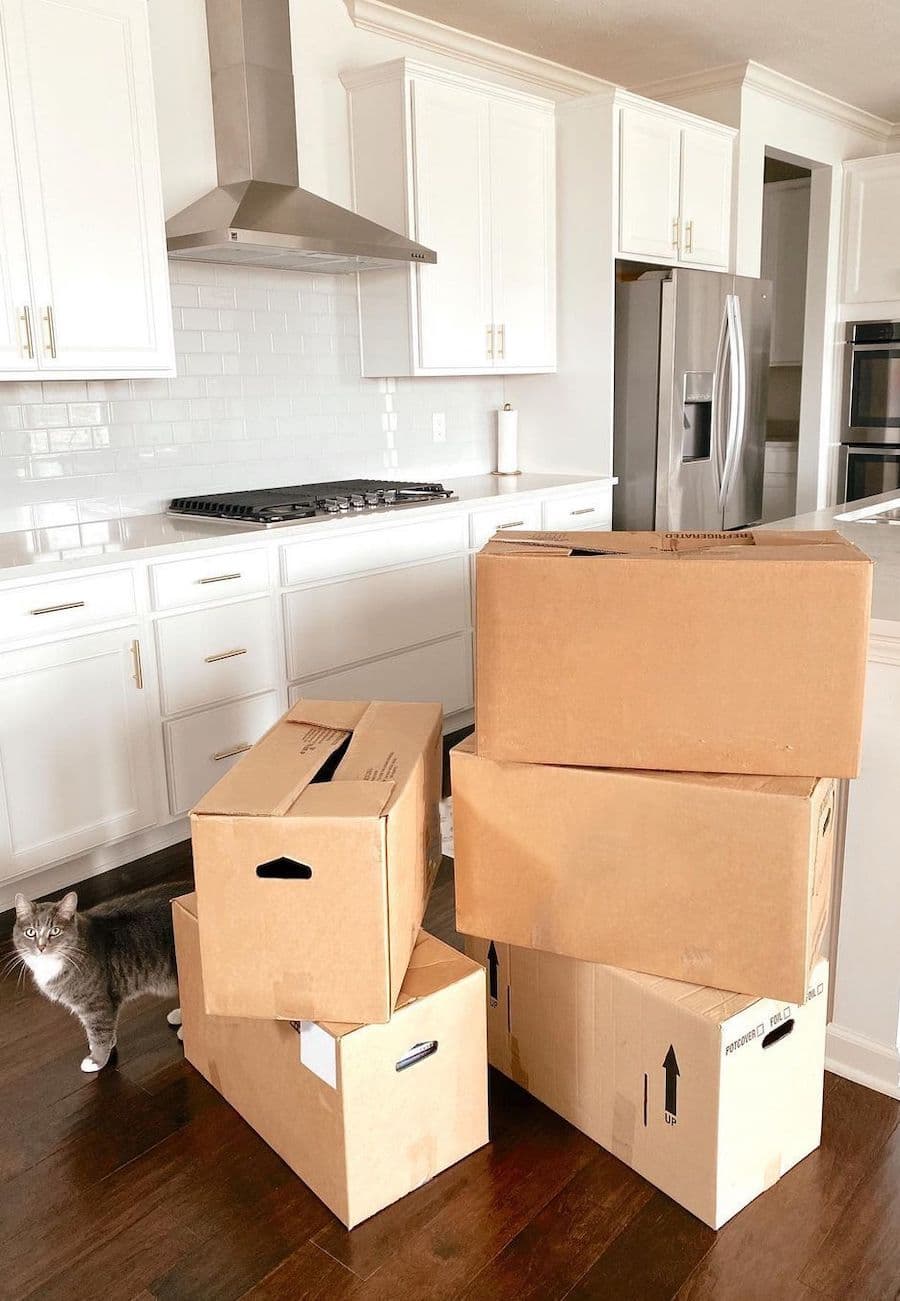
1;840;899;1300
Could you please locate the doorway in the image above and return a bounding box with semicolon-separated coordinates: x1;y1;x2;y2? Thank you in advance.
759;154;812;522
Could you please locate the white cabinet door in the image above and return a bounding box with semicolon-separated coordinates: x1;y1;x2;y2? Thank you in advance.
0;9;33;374
842;155;900;305
679;125;732;269
293;635;473;716
411;77;493;370
0;628;157;878
2;0;173;374
489;98;555;369
618;106;681;260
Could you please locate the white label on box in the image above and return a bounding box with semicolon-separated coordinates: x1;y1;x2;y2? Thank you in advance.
298;1021;337;1089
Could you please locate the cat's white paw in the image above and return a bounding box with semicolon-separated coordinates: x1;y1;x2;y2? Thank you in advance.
80;1056;103;1073
176;1026;184;1042
166;1007;183;1027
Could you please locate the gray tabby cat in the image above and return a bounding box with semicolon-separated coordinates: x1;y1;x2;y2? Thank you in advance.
11;882;188;1073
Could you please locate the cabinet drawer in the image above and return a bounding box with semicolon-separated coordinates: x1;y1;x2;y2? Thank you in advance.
281;514;466;586
469;500;542;550
164;691;280;816
155;597;278;717
284;556;469;681
291;634;473;716
149;548;270;611
0;569;135;643
542;486;613;531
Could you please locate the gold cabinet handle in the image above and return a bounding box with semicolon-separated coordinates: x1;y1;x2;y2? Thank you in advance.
30;599;85;615
486;324;494;360
497;323;505;360
198;572;241;585
672;217;680;250
211;742;251;762
570;507;596;517
130;638;143;690
18;306;34;360
42;305;57;359
204;647;248;663
685;220;694;254
498;519;525;529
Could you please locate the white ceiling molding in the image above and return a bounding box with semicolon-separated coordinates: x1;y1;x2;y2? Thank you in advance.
343;0;613;98
636;60;895;144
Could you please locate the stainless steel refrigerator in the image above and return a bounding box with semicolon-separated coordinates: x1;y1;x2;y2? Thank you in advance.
613;269;771;530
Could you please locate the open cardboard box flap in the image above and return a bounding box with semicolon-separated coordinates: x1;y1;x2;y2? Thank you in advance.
193;699;440;819
486;528;870;562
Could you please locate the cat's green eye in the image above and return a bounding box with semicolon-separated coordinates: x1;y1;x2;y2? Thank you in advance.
50;926;61;936
24;927;35;937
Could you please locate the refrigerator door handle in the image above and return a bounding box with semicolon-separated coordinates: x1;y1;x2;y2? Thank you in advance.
710;297;730;502
720;295;748;510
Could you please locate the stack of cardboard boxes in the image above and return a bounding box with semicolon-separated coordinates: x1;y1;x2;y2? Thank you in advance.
171;698;489;1230
453;529;872;1229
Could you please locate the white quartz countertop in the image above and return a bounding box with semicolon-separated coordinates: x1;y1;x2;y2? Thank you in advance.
0;473;611;582
764;488;900;628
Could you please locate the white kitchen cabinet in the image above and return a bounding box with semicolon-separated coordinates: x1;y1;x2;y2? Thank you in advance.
293;635;474;717
0;0;174;379
762;179;810;365
841;153;900;308
0;21;34;374
617;98;734;271
618;107;682;261
154;597;278;717
0;628;156;878
344;59;556;376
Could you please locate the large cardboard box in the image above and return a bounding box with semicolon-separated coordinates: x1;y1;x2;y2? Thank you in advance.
452;737;836;1001
475;529;872;776
466;936;827;1229
191;698;443;1023
174;894;489;1229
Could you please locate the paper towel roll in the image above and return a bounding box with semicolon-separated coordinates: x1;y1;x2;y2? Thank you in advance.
497;403;518;475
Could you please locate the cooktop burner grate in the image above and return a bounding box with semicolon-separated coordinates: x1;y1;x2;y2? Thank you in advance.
169;479;455;527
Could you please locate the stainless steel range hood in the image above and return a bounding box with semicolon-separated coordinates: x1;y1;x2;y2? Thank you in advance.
166;0;436;274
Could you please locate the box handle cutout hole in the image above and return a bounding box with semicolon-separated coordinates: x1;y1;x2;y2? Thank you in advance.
256;857;313;880
762;1019;794;1049
395;1040;438;1072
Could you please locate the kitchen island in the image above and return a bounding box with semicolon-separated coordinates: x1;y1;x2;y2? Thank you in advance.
766;490;900;1100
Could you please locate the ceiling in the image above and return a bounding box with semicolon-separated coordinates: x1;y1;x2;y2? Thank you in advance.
393;0;900;121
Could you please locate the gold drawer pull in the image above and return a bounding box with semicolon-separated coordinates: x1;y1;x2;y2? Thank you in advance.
212;742;251;762
198;572;242;585
18;306;34;360
42;305;57;359
131;639;143;690
30;599;86;615
570;507;596;516
204;647;248;664
498;519;525;529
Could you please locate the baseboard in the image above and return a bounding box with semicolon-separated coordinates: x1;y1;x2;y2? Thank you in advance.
0;819;190;914
826;1023;900;1100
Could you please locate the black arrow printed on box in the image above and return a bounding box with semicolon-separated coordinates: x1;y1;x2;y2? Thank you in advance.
487;942;499;1007
663;1044;680;1120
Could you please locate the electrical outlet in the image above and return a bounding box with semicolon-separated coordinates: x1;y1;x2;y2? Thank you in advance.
432;412;446;443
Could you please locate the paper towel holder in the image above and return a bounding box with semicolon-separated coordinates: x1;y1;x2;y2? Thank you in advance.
493;402;522;476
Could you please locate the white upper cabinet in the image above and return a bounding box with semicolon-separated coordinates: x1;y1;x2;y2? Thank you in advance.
678;125;733;269
841;153;900;308
0;22;33;373
344;60;556;377
0;0;174;378
489;97;556;369
411;77;493;371
618;107;681;261
617;99;734;271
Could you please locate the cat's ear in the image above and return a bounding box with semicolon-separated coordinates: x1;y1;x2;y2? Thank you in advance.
56;892;78;921
14;893;30;923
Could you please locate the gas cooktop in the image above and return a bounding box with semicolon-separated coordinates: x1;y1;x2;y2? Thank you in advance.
168;479;455;527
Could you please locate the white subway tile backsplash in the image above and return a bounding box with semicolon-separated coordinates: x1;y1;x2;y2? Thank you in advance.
0;263;500;530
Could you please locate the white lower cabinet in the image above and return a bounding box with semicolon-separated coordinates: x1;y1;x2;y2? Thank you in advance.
155;597;278;716
292;635;474;716
163;691;281;817
283;556;470;680
0;628;156;878
542;485;613;530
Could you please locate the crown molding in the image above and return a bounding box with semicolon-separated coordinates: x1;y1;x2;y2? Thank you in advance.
343;0;613;98
636;60;895;144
